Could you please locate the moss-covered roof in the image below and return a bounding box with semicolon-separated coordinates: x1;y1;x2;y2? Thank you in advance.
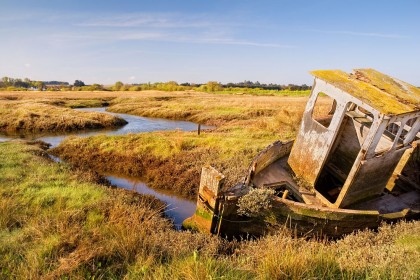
310;69;420;115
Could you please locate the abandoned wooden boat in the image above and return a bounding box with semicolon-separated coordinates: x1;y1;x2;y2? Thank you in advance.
183;69;420;237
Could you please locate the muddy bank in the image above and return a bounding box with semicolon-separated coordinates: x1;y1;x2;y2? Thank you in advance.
0;101;127;133
50;133;265;199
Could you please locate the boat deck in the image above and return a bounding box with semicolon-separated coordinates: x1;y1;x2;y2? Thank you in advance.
252;157;420;214
253;157;322;206
349;190;420;214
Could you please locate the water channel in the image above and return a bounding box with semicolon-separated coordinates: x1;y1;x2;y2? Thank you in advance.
0;107;206;229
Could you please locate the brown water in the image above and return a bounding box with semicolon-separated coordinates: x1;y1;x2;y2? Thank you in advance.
0;107;204;228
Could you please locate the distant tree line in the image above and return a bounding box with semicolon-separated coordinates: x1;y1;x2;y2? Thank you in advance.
44;81;70;86
0;77;70;91
0;77;46;91
0;76;311;93
108;80;311;93
224;81;311;91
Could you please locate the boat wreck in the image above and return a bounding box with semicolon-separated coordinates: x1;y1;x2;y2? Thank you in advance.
184;68;420;237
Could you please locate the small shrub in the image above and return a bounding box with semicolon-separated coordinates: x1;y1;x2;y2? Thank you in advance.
237;188;275;217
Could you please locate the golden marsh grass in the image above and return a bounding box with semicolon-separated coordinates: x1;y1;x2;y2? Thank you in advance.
2;91;416;279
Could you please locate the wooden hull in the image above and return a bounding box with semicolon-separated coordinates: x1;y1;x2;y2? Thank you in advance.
183;141;420;238
215;197;419;238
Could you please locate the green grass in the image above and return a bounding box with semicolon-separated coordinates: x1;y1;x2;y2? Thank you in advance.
0;141;225;279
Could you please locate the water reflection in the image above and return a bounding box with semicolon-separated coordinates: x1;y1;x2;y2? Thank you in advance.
106;175;196;229
0;107;210;148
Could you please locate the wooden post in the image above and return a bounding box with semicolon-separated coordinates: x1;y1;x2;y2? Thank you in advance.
197;124;201;135
282;190;289;199
195;166;225;234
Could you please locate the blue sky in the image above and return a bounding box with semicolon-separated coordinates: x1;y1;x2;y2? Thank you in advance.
1;0;419;85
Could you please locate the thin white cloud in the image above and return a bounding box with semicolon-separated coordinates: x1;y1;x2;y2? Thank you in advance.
118;32;165;40
45;31;163;47
198;38;295;48
6;11;294;49
309;29;409;39
46;26;293;49
0;13;40;22
76;13;218;29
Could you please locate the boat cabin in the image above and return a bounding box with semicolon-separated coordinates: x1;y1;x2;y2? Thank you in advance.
288;69;420;208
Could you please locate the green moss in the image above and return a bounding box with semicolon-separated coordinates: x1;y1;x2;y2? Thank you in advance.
181;217;200;231
195;208;213;221
311;69;419;114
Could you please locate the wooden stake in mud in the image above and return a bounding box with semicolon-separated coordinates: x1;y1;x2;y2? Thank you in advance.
198;124;201;135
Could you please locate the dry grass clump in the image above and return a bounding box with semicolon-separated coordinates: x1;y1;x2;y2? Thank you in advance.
0;100;126;133
235;221;420;279
333;221;420;278
236;229;339;279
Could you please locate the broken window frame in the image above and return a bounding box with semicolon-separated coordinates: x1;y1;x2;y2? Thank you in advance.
311;91;337;129
372;115;420;156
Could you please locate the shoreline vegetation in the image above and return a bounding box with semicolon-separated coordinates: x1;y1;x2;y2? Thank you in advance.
49;91;314;199
1;141;419;279
0;99;127;134
50;132;267;199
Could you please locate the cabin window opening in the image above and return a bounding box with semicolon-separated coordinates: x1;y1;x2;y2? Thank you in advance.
315;102;373;203
346;104;374;126
312;92;337;128
386;118;417;141
344;103;374;144
374;121;402;154
355;106;374;119
314;169;344;203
